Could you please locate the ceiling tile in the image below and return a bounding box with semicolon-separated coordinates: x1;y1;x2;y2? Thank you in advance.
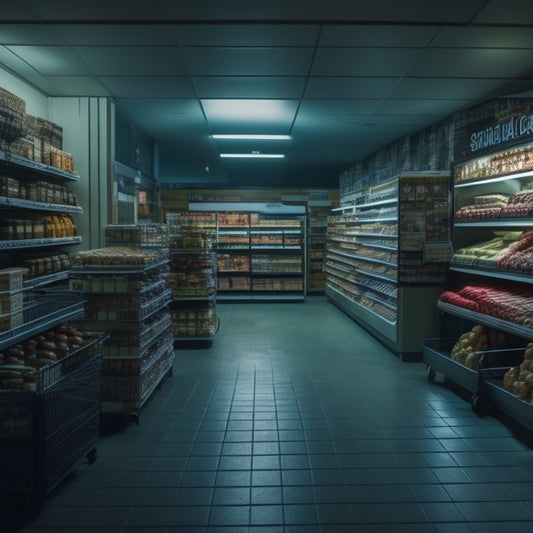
54;24;179;46
201;99;298;134
101;76;195;98
73;46;189;76
194;76;306;99
431;26;533;48
0;24;65;45
176;24;320;46
373;98;472;117
319;25;439;47
43;76;108;96
0;1;42;19
297;100;380;124
408;48;533;78
23;0;487;23
6;45;93;75
183;47;314;76
304;77;399;99
388;77;533;101
473;0;533;25
311;47;423;77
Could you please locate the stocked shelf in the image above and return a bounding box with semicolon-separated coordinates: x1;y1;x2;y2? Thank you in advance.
437;300;533;340
186;204;306;300
0;150;80;183
0;196;82;213
428;140;533;430
327;172;450;358
0;236;82;250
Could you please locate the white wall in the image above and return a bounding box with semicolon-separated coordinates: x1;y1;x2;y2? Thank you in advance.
0;67;49;118
49;97;113;251
1;66;114;251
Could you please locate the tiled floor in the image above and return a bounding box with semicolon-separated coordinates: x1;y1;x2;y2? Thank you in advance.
7;296;533;532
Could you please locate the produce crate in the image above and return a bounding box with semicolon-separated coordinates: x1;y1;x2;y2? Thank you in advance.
0;336;104;514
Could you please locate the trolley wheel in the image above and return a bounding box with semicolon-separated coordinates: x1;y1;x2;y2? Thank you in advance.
86;448;97;465
470;393;489;416
426;366;436;383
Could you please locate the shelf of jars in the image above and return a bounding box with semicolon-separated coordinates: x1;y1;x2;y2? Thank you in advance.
69;239;174;422
186;205;307;301
0;149;80;183
168;250;218;344
326;172;450;359
425;141;533;426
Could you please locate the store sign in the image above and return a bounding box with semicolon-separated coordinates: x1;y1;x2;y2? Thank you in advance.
470;114;533;153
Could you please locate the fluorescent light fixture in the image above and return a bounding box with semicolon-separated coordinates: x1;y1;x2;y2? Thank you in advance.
213;134;291;140
220;153;285;159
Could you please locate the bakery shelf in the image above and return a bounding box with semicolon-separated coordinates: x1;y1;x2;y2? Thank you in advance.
364;293;397;311
327;247;396;268
454;169;533;189
450;266;533;285
24;270;70;289
346;232;398;239
0;293;85;351
359;243;398;252
437;300;533;340
326;283;397;337
251;271;302;276
0;236;82;250
0;196;82;214
454;220;533;228
357;217;398;224
357;198;398;210
355;269;397;284
70;258;169;274
0;150;80;183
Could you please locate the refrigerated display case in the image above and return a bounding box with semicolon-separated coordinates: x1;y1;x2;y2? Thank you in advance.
325;172;451;359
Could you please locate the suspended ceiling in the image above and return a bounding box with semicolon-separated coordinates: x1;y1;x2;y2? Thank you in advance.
1;1;533;189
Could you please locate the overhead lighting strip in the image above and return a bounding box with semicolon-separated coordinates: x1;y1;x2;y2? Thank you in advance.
220;153;285;159
213;134;291;140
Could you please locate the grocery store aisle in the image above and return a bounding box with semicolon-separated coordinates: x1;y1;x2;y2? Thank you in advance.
11;296;533;532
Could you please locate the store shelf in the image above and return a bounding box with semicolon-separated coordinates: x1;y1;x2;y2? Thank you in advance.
0;295;85;351
326;283;396;341
0;196;83;213
0;236;82;250
71;259;168;274
437;300;533;340
454;220;533;228
484;380;533;429
24;270;70;289
450;266;533;284
454;169;533;189
357;198;398;209
0;150;80;183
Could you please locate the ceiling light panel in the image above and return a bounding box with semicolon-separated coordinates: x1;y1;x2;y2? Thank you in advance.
220;153;285;158
213;134;291;140
202;99;298;132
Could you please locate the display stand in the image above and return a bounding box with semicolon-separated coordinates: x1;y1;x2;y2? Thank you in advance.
166;212;219;345
424;140;533;429
70;225;174;424
190;202;307;302
325;172;451;360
